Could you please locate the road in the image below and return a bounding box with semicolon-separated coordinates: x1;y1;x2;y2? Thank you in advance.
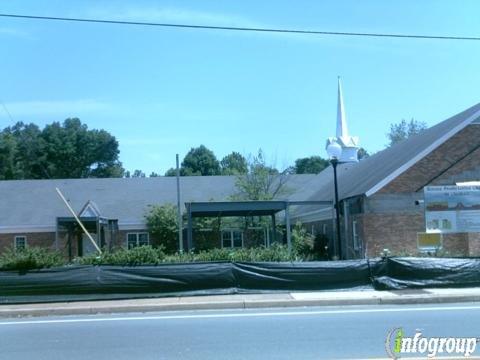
1;303;480;359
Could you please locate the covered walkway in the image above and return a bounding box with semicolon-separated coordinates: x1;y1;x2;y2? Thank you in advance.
185;200;332;253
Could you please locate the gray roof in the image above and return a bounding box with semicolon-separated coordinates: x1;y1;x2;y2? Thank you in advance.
293;102;480;219
0;174;316;230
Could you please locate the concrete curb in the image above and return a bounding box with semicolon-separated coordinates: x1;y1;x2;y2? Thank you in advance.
2;289;480;318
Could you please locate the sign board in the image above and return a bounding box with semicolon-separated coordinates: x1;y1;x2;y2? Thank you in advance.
424;185;480;233
417;232;442;250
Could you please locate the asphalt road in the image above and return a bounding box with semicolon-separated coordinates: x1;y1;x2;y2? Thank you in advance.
1;303;480;359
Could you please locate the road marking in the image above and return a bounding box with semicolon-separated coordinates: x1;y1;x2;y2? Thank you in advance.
1;304;480;326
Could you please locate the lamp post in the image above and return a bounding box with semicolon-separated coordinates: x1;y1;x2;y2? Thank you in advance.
326;141;343;260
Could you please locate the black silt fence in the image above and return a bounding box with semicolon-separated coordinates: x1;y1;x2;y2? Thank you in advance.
1;257;480;303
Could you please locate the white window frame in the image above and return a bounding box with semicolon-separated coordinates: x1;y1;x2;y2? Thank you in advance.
14;235;27;250
221;229;244;249
126;232;149;249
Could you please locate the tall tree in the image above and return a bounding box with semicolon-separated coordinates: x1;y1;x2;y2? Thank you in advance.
220;151;248;175
0;122;48;180
0;118;124;179
181;145;220;176
294;156;329;174
41;118;124;178
232;149;289;200
387;118;427;146
0;130;19;180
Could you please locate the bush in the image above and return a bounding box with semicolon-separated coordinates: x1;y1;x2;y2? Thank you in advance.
0;247;64;271
163;244;295;263
78;245;166;266
292;222;315;259
145;204;178;253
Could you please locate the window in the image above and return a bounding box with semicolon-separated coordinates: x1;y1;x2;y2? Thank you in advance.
14;236;27;250
126;233;149;249
221;230;243;249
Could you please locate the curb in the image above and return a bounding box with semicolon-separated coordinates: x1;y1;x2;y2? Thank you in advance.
2;293;480;318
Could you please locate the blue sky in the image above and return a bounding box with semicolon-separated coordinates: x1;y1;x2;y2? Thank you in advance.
1;1;479;175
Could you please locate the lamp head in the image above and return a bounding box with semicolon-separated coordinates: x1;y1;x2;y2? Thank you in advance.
326;141;342;161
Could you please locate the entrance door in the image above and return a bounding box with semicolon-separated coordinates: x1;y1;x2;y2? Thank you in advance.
81;233;98;256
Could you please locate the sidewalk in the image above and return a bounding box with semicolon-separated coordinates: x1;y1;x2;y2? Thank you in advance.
2;287;480;318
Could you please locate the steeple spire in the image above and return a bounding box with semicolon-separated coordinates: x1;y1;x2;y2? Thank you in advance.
336;76;349;140
326;77;360;162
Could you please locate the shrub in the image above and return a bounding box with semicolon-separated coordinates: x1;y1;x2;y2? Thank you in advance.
249;243;296;262
79;245;166;266
0;247;64;271
162;244;295;263
195;248;233;262
145;204;178;253
292;222;315;259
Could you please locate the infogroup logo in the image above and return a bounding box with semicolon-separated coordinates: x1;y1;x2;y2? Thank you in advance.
385;328;479;358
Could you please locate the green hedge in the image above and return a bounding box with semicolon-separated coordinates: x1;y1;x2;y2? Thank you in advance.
0;244;304;270
79;244;297;266
0;247;64;271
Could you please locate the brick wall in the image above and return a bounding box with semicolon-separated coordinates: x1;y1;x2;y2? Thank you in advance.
379;124;480;193
360;213;473;257
360;124;480;257
361;213;423;257
443;233;469;255
467;233;480;256
0;232;56;254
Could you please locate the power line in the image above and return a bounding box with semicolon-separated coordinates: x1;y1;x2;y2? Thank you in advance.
0;101;15;124
1;13;479;41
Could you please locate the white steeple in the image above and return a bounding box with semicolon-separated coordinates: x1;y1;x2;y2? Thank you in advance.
336;77;349;141
326;77;360;162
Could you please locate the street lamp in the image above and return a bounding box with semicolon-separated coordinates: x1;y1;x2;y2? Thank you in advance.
326;141;343;260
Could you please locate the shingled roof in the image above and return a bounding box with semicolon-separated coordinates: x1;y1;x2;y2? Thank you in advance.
0;174;317;232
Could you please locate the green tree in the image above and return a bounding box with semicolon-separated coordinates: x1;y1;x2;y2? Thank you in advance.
149;172;160;177
145;204;179;253
0;130;20;180
357;147;370;160
181;145;220;176
41;118;124;178
0;122;48;180
294;156;329;174
220;151;248;175
387;118;427;146
292;222;315;259
232;149;288;200
164;168;177;177
131;169;146;178
1;118;124;179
